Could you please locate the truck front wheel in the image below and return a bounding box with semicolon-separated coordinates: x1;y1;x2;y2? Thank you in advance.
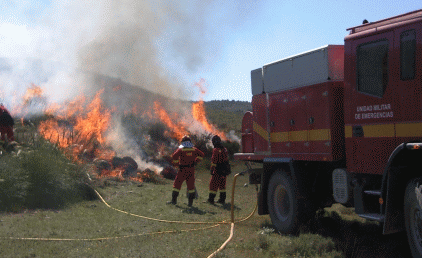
405;178;422;258
267;170;301;234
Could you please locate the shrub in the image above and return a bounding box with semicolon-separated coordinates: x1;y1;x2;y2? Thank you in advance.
222;140;240;158
0;140;95;212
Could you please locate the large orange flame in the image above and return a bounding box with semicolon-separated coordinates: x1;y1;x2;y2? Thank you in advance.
38;89;114;162
153;101;188;140
191;100;227;140
192;79;227;140
11;84;155;183
73;90;110;145
152;78;227;141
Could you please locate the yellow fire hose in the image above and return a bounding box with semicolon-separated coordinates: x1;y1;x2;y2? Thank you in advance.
91;170;257;225
207;171;257;258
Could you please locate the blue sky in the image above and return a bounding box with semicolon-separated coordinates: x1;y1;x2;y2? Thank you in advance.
199;0;421;101
0;0;421;103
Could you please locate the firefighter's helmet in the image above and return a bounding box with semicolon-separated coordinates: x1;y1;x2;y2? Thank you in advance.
181;135;191;143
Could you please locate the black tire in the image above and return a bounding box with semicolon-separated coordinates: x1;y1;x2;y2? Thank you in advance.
267;170;302;234
405;178;422;258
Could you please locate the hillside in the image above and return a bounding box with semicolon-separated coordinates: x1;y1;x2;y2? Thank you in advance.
203;100;251;135
86;73;251;136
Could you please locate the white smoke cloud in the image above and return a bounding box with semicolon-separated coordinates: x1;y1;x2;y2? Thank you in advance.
1;0;261;104
106;116;163;172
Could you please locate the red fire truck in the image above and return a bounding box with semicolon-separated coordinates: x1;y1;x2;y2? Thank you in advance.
234;9;422;257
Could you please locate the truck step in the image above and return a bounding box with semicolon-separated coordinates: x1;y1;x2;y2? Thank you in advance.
358;213;385;222
364;190;381;196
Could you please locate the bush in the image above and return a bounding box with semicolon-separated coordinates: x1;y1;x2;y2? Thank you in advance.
222;140;240;158
0;140;95;212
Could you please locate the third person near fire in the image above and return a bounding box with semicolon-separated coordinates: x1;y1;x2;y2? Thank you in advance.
0;103;15;142
205;135;231;205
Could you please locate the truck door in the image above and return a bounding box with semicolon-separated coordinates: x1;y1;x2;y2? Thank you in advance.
394;25;422;142
347;31;398;175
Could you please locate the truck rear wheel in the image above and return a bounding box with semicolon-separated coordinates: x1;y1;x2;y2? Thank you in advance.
267;170;301;234
405;178;422;258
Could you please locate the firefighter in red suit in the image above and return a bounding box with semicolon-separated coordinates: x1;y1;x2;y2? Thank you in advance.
0;103;14;142
167;135;204;207
206;135;229;204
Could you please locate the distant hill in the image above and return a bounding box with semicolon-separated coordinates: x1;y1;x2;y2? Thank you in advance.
203;100;252;135
204;100;252;113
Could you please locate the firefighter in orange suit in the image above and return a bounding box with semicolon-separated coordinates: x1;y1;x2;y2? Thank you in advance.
206;135;229;204
167;135;204;207
0;103;14;142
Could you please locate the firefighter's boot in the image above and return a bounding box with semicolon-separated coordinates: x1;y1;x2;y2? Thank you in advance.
166;190;178;205
217;192;226;204
188;193;195;207
205;193;216;204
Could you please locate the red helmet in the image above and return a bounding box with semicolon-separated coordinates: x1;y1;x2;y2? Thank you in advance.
181;135;191;142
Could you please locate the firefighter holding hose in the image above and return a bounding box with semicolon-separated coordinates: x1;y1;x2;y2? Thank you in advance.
167;135;204;207
206;135;231;205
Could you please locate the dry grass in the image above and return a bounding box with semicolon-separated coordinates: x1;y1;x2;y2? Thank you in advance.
0;157;413;257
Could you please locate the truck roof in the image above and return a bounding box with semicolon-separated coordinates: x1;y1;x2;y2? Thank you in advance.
347;9;422;35
251;45;344;95
263;45;343;68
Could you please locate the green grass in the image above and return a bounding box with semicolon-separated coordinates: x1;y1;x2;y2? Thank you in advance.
0;154;412;258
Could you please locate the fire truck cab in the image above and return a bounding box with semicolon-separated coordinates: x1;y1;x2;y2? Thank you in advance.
235;9;422;257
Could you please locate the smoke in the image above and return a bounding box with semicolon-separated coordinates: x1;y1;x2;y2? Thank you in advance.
227;130;241;143
106;116;163;173
0;0;262;105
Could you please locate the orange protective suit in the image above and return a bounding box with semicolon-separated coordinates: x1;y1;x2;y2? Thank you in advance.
171;145;204;193
209;147;229;193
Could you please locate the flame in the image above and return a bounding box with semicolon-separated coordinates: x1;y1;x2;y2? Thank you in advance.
23;84;44;105
45;95;86;119
38;89;114;162
74;90;110;144
35;88;149;183
8;83;158;183
153;101;188;140
152;78;227;141
191;100;226;140
192;79;227;140
98;168;125;180
11;84;47;117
